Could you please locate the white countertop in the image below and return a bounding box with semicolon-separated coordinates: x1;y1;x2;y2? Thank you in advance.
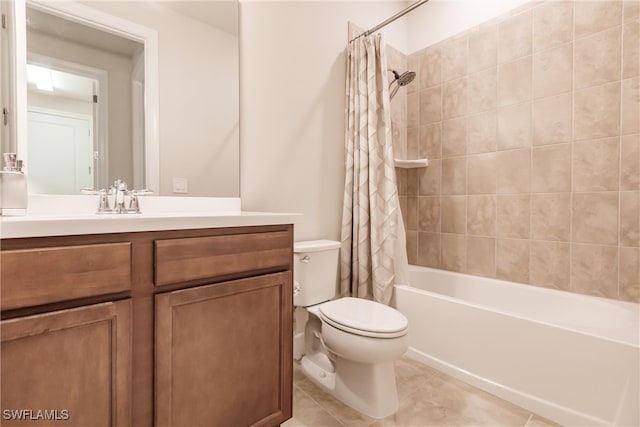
0;211;303;239
0;195;303;239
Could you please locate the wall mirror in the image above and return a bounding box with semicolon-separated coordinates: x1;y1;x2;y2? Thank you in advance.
3;0;239;197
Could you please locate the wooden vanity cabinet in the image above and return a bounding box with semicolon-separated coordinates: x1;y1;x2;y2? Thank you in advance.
0;224;294;427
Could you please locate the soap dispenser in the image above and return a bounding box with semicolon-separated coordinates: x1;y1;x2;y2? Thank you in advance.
0;153;28;215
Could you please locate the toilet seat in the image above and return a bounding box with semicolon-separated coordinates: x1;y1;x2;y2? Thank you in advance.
318;297;408;339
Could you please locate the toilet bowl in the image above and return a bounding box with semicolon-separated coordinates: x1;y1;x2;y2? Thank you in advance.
294;240;409;419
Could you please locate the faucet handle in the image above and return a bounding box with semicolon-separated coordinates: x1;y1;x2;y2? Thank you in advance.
81;188;112;213
127;189;153;214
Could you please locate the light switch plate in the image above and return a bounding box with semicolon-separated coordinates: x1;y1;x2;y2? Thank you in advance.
172;177;188;194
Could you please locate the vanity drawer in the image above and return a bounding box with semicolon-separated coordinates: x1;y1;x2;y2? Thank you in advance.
154;230;292;286
1;242;132;310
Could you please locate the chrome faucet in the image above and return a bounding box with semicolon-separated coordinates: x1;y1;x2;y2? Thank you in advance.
113;179;128;214
81;179;153;214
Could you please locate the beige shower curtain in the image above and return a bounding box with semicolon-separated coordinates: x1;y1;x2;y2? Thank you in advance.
340;33;408;305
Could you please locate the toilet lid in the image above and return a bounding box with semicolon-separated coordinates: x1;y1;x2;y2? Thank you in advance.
318;297;408;338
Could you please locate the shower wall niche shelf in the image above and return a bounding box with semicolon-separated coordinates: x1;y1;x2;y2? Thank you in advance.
394;158;429;168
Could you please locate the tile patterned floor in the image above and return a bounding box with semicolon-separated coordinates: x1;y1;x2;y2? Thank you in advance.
283;357;560;427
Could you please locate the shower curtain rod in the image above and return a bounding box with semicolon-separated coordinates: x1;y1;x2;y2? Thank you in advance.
350;0;430;43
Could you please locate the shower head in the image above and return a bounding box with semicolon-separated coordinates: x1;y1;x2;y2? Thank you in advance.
389;69;416;99
395;70;416;86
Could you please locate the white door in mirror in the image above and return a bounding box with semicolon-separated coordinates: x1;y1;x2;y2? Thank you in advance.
172;178;188;194
27;111;93;194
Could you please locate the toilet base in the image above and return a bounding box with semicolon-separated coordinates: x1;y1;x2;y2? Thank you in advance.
301;355;400;419
301;352;336;390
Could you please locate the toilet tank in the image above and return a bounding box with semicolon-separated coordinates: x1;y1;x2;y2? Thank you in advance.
293;240;341;307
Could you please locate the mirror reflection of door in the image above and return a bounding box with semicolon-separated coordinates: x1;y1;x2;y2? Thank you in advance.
26;63;99;193
27;109;93;194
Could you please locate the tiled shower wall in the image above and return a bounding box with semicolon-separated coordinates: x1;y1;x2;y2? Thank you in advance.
396;0;640;302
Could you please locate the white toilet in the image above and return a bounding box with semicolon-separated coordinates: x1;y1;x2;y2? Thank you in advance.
294;240;409;419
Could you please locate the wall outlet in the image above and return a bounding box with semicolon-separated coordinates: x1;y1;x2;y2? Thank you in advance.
172;177;188;194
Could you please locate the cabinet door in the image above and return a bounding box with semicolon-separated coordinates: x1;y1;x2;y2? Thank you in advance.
0;299;132;426
155;272;293;427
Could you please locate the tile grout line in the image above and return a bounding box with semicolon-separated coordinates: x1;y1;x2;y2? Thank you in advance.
528;0;535;285
523;413;534;427
569;0;576;295
292;380;351;427
616;0;626;300
465;31;470;275
494;17;500;279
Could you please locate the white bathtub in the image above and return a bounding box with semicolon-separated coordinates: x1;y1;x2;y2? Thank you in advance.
394;265;640;427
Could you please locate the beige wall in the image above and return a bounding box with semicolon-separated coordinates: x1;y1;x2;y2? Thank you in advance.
400;0;639;302
240;1;409;241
